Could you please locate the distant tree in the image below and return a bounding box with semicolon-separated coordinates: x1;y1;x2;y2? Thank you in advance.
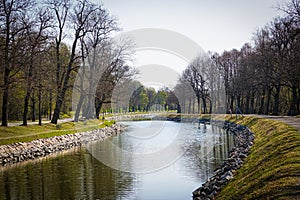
182;55;213;114
145;87;156;111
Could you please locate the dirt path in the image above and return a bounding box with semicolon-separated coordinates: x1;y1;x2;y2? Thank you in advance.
249;115;300;131
7;118;73;127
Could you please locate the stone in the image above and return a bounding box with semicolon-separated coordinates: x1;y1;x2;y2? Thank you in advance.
193;120;254;200
1;124;125;166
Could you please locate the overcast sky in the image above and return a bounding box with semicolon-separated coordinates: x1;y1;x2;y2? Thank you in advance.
101;0;288;53
98;0;289;89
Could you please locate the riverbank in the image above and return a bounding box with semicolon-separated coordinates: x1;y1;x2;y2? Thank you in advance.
217;116;300;199
0;119;116;145
0;123;125;166
193;120;255;199
194;116;300;199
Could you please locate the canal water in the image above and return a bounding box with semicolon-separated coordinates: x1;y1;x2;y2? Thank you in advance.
0;121;234;200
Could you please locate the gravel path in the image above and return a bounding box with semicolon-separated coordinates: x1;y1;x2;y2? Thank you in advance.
249;115;300;131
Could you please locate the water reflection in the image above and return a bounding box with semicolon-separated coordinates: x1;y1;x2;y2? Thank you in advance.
0;149;136;200
183;123;235;182
0;121;234;200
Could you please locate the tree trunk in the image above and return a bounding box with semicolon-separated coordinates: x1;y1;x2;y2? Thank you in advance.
1;17;10;127
250;92;255;113
22;61;34;126
209;99;212;114
258;90;265;114
49;91;52;120
273;85;280;115
188;97;191;114
202;97;207;114
31;92;36;122
237;95;241;111
74;93;85;122
95;101;103;119
22;93;30;126
288;85;298;116
177;103;181;113
192;97;195;114
197;95;201;114
230;96;234;113
265;88;271;115
51;31;80;124
51;95;62;124
38;83;42;125
245;94;250;114
1;79;9;127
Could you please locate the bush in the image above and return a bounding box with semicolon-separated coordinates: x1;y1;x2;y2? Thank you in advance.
100;120;116;128
61;113;71;119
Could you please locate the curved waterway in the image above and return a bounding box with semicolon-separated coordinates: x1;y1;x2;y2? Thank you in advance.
0;121;234;200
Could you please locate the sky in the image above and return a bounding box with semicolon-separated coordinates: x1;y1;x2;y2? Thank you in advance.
97;0;290;89
101;0;289;53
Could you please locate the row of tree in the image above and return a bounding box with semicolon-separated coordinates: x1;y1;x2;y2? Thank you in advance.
0;0;135;126
0;0;299;128
173;0;299;116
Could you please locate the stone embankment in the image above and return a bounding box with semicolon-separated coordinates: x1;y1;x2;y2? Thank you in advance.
0;123;125;166
193;121;255;200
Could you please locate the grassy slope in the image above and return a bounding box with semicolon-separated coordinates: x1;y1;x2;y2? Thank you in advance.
217;116;300;199
0;120;115;145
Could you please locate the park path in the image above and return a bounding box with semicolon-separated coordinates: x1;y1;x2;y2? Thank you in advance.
249;115;300;131
7;118;73;127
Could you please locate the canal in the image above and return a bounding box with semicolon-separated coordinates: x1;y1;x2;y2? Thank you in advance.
0;120;234;200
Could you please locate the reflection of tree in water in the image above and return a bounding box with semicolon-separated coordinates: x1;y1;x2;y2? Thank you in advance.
182;124;235;182
0;148;136;200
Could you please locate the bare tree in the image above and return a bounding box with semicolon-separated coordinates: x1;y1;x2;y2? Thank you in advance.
93;39;136;118
49;0;99;124
182;55;214;114
22;7;52;125
79;5;119;120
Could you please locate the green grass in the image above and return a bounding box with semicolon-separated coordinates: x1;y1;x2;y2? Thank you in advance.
0;119;115;145
217;116;300;199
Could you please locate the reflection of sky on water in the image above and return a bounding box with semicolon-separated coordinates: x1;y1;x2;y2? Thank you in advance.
0;121;234;200
87;121;235;199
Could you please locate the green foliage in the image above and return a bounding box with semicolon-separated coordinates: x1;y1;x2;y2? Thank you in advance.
61;113;71;119
99;120;116;128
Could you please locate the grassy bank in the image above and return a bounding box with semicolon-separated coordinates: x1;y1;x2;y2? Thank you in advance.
216;116;300;199
0;119;115;145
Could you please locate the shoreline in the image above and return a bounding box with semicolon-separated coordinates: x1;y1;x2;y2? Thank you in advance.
0;123;125;167
193;120;254;199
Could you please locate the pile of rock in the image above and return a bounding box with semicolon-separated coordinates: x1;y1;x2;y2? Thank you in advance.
0;123;125;166
193;121;254;200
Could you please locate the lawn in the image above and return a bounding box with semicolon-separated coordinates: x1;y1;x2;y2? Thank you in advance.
216;116;300;199
0;119;115;145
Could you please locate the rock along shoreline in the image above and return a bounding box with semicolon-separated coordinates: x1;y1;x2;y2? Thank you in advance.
0;123;125;166
193;120;255;200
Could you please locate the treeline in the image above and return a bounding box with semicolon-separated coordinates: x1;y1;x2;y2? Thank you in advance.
128;85;179;112
1;0;299;128
0;0;135;126
174;0;300;116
